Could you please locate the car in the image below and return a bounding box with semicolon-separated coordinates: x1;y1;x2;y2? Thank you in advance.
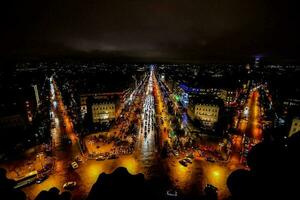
173;150;179;157
96;156;106;161
36;175;48;184
184;158;193;164
71;161;78;169
63;181;77;190
166;189;178;197
187;153;194;159
108;154;118;159
206;157;216;163
179;160;188;167
75;156;83;162
38;167;49;174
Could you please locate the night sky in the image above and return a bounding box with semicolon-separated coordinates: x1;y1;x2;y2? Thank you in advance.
1;0;299;61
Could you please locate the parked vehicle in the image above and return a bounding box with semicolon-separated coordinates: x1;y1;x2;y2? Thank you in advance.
14;171;38;189
96;156;106;161
63;181;77;190
179;160;188;167
108;154;118;159
173;150;179;157
71;161;78;169
166;189;178;197
184;158;193;164
187;153;194;159
36;175;48;184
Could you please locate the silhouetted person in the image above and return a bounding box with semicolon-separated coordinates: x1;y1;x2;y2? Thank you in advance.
59;191;72;200
0;168;26;200
204;186;218;200
34;187;71;200
87;167;157;200
48;187;60;199
227;131;300;200
227;169;254;200
35;191;50;200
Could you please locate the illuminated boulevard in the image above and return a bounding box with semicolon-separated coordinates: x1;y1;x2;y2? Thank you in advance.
0;67;265;200
231;88;263;166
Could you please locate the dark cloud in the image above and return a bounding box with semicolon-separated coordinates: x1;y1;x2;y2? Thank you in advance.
1;0;299;61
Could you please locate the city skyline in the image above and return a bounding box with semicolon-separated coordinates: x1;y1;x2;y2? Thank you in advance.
1;62;299;200
1;1;300;200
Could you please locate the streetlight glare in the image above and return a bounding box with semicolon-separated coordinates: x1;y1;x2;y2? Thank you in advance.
213;171;220;177
1;59;299;200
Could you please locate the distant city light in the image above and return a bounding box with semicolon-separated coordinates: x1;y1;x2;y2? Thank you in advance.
244;107;249;116
53;101;57;108
2;59;298;200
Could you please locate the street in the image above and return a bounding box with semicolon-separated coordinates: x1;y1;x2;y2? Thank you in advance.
234;89;263;164
2;67;247;200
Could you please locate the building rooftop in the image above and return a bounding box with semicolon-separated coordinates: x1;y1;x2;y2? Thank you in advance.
190;95;223;106
87;96;119;105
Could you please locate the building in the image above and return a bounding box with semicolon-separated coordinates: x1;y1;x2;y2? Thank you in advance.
0;114;26;129
283;98;300;108
194;103;220;126
178;83;237;106
289;117;300;137
91;100;116;123
0;92;32;129
85;95;119;123
80;89;131;118
217;89;237;106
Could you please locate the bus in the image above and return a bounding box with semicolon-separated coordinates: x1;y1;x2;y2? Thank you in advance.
14;170;38;189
